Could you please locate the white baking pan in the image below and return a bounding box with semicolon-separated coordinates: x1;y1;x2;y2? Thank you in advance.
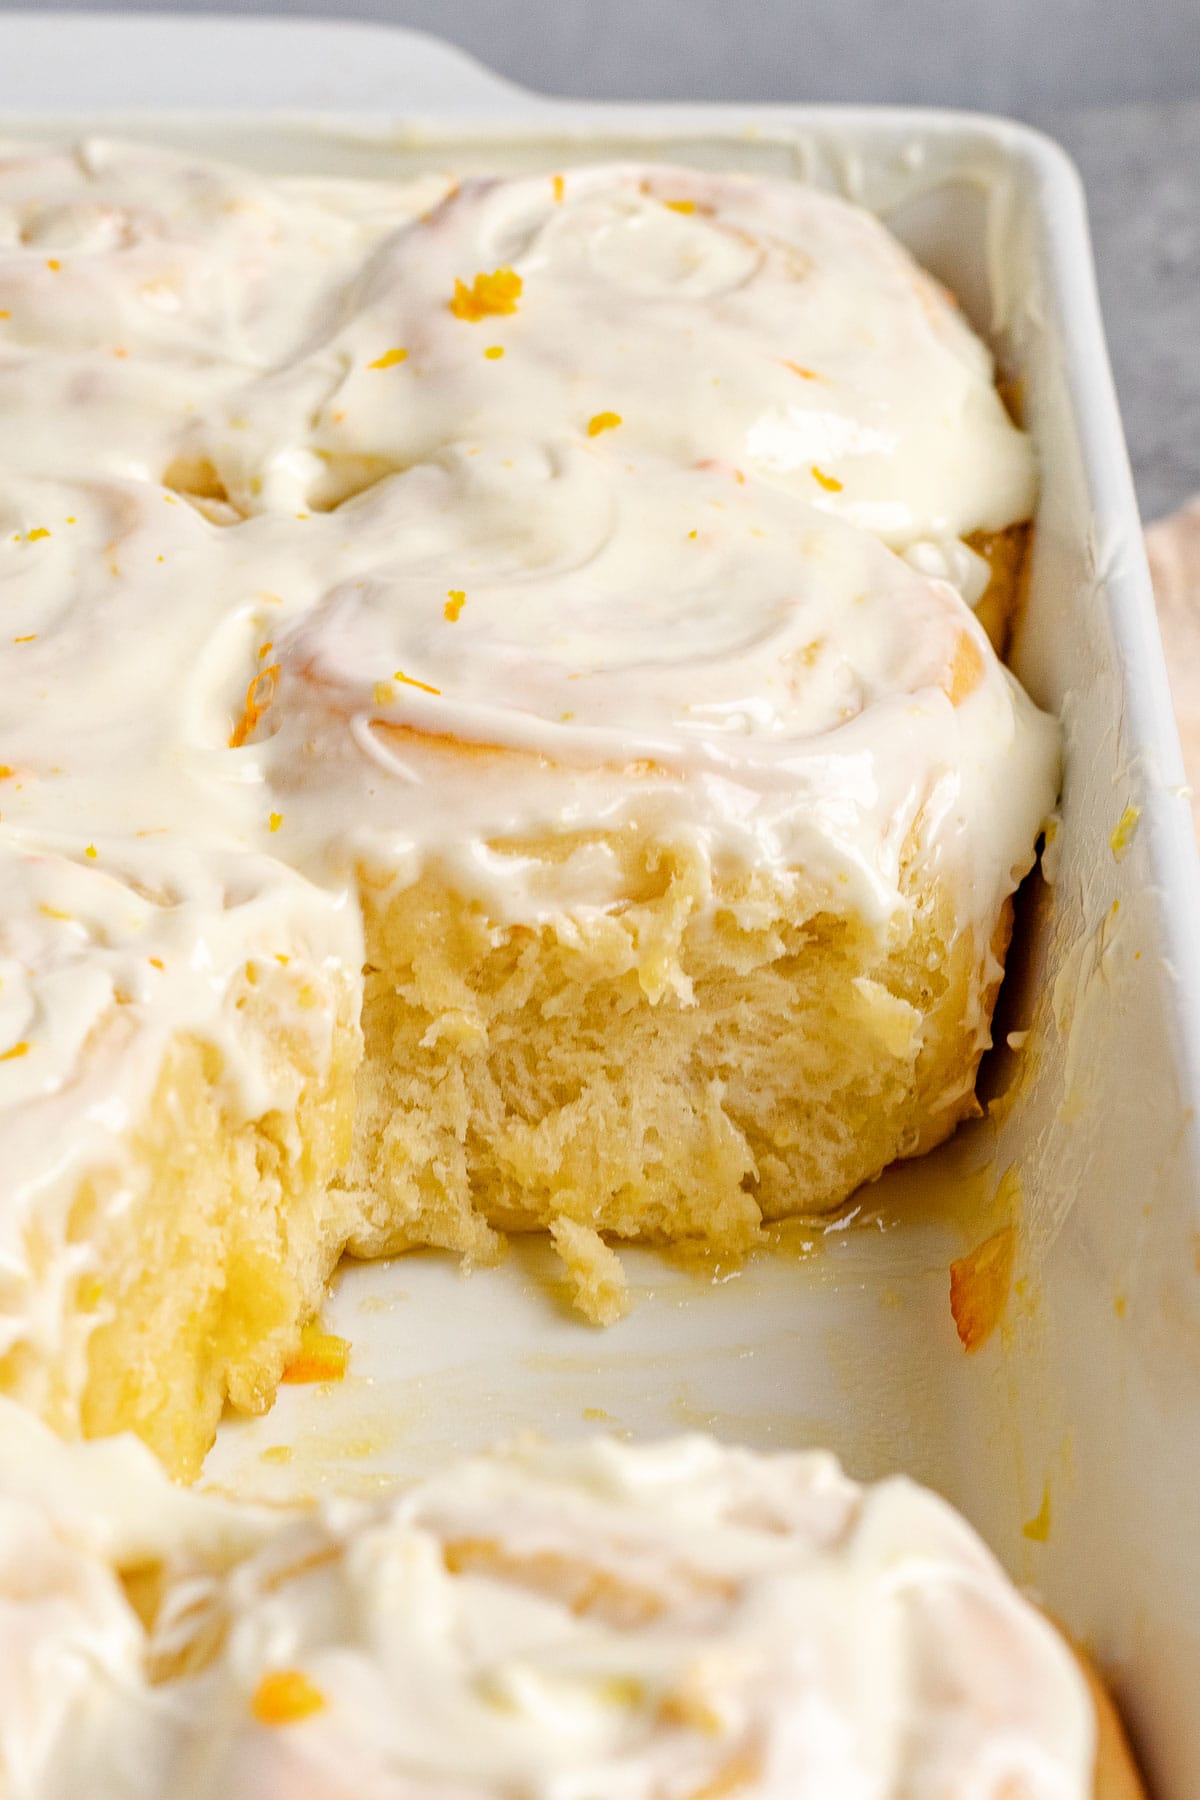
4;14;1200;1793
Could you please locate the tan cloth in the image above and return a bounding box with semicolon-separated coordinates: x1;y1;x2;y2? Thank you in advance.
1146;498;1200;835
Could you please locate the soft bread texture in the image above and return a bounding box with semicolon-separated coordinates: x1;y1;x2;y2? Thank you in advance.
0;968;359;1483
12;843;1012;1476
77;995;360;1483
0;517;1040;1475
340;844;1011;1273
0;147;1058;1475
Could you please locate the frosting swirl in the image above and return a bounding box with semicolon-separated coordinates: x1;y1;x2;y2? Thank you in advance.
0;141;1058;1422
0;1411;1096;1798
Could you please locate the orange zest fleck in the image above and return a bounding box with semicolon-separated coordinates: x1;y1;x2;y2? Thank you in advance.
85;844;97;859
268;812;283;833
392;669;441;696
281;1321;350;1384
251;1669;326;1726
811;465;843;493
551;173;565;204
444;589;467;622
483;344;505;360
45;258;60;272
0;309;9;319
26;528;50;542
587;411;623;438
782;360;820;380
13;634;36;644
229;663;280;748
1022;1480;1052;1543
945;631;984;707
664;197;696;214
0;1041;29;1062
257;641;274;660
949;1225;1017;1352
0;766;10;779
448;267;523;322
148;956;164;970
368;346;408;370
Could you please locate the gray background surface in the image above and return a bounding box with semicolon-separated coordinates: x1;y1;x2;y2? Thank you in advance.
10;1;1200;520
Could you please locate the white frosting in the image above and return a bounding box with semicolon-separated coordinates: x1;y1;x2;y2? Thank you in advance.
189;162;1036;546
0;141;1059;1409
0;1410;1096;1797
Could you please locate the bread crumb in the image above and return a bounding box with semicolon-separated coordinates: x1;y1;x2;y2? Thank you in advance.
550;1218;629;1326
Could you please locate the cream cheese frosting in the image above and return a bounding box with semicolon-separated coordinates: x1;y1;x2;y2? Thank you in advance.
0;1412;1096;1798
0;140;1059;1418
185;161;1037;545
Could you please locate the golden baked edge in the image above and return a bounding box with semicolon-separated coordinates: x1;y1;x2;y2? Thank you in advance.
1075;1640;1150;1800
